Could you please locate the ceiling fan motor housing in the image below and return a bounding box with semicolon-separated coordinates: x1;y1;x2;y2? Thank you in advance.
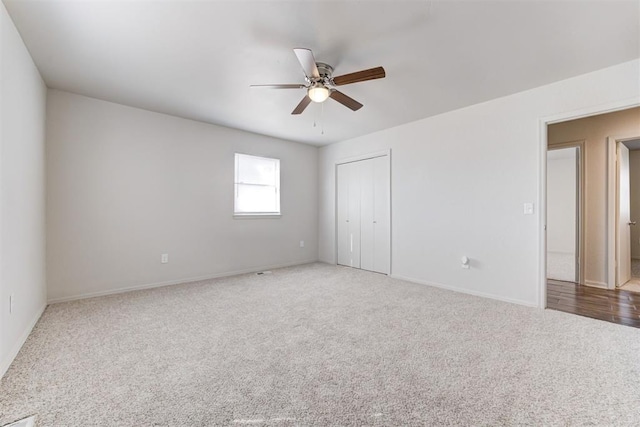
315;62;334;85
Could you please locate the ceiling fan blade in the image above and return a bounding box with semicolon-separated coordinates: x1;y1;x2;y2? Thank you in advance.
291;95;312;115
250;84;306;89
293;48;320;79
329;90;363;111
332;66;386;86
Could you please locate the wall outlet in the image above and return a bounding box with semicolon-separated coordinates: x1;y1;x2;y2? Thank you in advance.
461;256;470;269
161;254;169;264
523;202;534;215
300;240;305;248
9;294;14;314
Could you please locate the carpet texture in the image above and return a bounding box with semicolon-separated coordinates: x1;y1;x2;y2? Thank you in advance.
620;279;640;294
546;251;575;282
620;260;640;293
632;259;640;278
1;263;640;426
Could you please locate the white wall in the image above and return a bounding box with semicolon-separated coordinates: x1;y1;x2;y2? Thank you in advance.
319;59;639;307
548;107;640;287
46;90;318;302
546;148;577;254
546;148;577;282
0;3;47;378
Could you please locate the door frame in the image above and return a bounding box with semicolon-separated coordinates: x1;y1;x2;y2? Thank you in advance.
607;134;640;289
334;149;392;273
538;97;640;309
546;140;585;285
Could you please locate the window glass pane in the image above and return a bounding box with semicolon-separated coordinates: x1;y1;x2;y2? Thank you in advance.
234;153;280;215
235;184;279;213
237;155;278;186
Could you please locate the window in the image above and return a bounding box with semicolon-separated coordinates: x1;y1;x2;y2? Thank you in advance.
234;153;280;216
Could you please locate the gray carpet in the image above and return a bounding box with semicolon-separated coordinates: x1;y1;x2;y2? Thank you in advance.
546;251;576;282
633;258;640;278
1;263;640;426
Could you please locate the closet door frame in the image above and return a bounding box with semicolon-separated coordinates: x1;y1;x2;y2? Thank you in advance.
334;149;392;274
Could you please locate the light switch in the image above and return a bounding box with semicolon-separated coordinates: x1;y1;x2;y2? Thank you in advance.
523;203;534;215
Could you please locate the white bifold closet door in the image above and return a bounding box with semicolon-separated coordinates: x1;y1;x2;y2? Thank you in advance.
337;161;361;268
337;155;390;274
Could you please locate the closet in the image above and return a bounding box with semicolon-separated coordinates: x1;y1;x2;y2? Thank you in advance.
336;155;390;274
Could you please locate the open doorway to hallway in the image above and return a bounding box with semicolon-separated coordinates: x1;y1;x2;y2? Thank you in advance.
545;106;640;328
613;137;640;293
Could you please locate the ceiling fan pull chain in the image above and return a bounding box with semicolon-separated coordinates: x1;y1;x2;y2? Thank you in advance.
321;102;325;135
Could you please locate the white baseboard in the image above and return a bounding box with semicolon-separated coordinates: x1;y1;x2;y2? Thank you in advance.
0;303;46;380
390;274;538;308
48;259;319;304
584;280;609;289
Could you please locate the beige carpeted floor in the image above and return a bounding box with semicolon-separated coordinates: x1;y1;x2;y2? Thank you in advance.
620;279;640;293
632;259;640;278
619;259;640;293
546;251;576;282
1;263;640;426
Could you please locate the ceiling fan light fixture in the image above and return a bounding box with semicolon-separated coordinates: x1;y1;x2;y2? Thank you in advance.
308;84;330;103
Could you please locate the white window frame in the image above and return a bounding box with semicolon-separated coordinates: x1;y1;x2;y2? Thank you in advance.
234;153;281;218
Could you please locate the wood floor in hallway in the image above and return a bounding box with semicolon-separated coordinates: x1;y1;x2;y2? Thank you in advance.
547;279;640;328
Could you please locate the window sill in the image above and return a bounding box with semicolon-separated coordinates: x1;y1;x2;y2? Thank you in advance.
233;214;282;220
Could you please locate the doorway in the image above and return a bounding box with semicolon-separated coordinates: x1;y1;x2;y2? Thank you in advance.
546;145;581;283
543;105;640;328
611;137;640;292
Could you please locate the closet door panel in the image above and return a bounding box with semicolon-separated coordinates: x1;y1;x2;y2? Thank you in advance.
373;155;391;274
360;158;375;271
347;161;362;268
336;163;351;267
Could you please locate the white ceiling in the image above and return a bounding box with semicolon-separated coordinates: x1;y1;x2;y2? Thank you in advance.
3;0;639;146
624;138;640;151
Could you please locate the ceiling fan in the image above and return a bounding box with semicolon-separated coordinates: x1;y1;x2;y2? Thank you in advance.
251;48;386;115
